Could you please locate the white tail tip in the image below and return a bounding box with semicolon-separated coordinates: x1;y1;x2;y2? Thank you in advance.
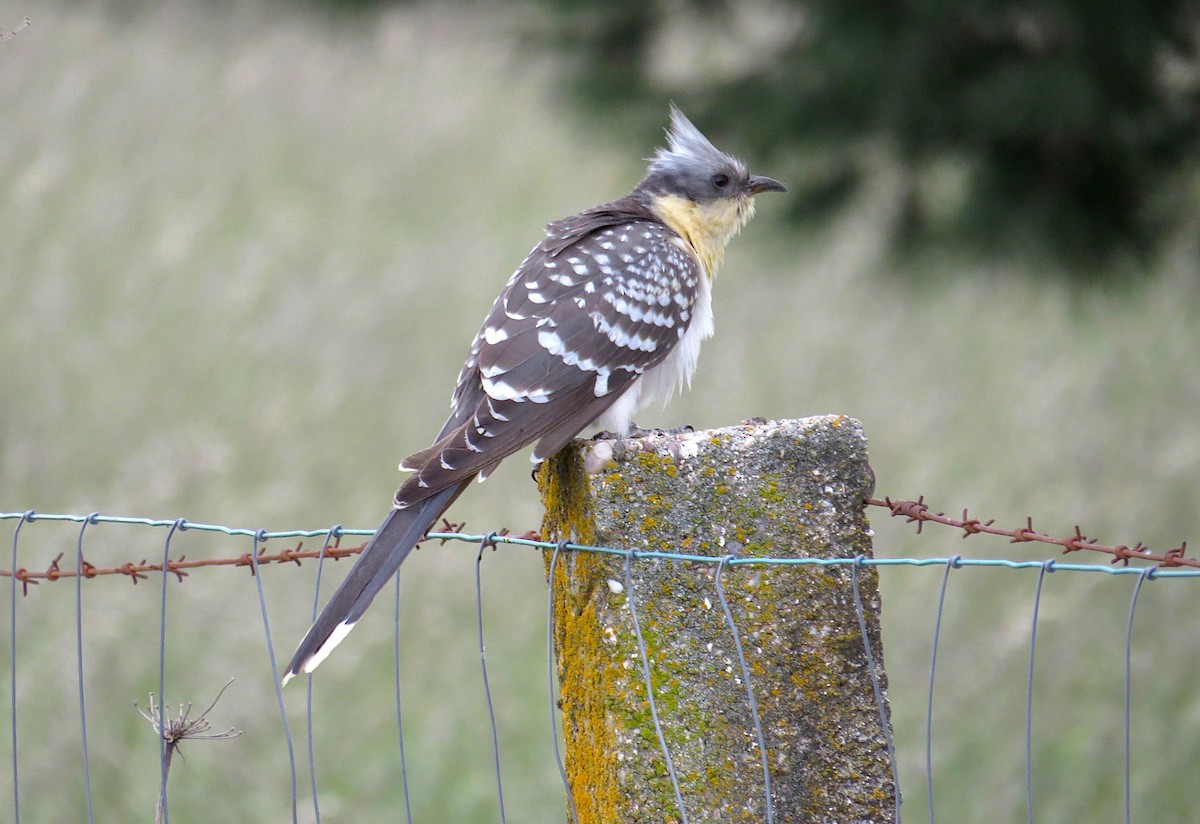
280;619;358;687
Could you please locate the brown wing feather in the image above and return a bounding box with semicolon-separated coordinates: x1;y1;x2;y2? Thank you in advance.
394;199;701;508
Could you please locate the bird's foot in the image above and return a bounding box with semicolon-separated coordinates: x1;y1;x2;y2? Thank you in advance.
592;422;695;441
627;421;695;439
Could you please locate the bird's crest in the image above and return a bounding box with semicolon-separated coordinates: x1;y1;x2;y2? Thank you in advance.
648;104;746;180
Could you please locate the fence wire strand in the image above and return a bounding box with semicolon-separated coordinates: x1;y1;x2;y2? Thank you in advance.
75;514;98;824
393;574;415;824
714;555;775;823
156;519;185;824
305;524;339;824
249;530;299;824
924;555;959;824
1024;560;1054;824
624;548;690;824
8;511;31;824
852;556;901;821
547;541;579;824
476;535;508;824
1124;567;1154;824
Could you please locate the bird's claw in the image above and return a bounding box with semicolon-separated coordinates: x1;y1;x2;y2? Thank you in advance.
592;422;695;442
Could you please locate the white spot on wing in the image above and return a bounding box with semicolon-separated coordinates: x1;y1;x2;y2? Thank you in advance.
484;376;552;403
537;329;564;352
483;326;509;344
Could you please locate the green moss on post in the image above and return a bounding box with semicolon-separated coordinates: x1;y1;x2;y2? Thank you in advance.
538;416;894;824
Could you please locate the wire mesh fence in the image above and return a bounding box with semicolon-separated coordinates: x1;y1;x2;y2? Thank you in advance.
3;508;1197;823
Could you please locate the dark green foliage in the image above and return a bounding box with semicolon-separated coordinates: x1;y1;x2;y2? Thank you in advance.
530;0;1200;273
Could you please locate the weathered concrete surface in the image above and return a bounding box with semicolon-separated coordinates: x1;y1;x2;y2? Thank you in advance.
539;415;893;824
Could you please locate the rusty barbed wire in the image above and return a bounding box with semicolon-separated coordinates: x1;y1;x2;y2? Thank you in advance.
865;496;1200;570
0;518;478;594
6;496;1198;594
2;541;362;595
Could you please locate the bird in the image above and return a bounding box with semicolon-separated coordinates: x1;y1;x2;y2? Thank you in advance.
282;105;785;684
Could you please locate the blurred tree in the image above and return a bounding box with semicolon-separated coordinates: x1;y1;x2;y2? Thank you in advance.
527;0;1200;274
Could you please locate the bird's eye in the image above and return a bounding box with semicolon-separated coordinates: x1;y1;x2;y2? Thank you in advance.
711;173;730;189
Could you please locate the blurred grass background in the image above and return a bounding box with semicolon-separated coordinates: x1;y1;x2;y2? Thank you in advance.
2;1;1200;822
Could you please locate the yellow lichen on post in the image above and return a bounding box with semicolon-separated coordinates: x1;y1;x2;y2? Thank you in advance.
538;448;622;824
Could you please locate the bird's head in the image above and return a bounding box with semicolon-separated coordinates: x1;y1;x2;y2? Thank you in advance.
635;105;785;275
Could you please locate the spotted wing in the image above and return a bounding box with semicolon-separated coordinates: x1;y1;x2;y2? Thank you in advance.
395;215;701;507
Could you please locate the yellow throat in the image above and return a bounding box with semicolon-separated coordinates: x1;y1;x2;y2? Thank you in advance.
649;193;756;278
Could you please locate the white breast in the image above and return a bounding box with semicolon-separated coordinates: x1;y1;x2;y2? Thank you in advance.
590;271;714;435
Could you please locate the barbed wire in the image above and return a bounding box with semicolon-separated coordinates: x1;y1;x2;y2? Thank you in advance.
0;512;470;593
865;496;1200;569
4;498;1200;595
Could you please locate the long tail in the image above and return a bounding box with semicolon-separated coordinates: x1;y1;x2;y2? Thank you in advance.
282;481;468;685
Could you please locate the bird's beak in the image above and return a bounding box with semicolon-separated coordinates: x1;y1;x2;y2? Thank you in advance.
747;175;787;195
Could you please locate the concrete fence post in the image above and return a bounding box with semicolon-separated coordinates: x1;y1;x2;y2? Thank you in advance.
538;415;895;824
